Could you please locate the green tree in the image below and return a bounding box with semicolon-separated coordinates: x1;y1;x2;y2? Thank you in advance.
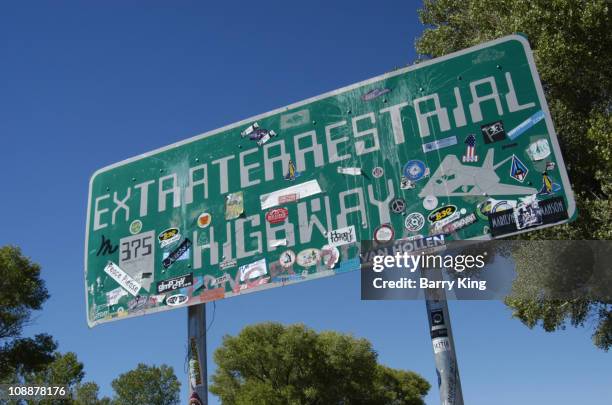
74;382;112;405
111;364;180;405
13;352;109;405
22;352;83;405
415;0;611;349
210;322;430;405
0;246;57;381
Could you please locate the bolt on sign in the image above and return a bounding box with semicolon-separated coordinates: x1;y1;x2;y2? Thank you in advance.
85;35;575;326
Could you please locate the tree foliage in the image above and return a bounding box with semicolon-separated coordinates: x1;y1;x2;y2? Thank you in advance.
74;382;112;405
111;364;180;405
210;322;430;405
415;0;611;349
0;246;57;380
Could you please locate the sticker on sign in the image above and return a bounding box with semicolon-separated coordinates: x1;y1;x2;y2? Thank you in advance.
103;261;141;296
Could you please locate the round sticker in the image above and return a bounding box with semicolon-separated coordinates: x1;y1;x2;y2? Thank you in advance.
372;166;384;178
266;207;289;224
279;250;296;268
296;249;321;267
320;245;340;268
166;293;188;306
389;197;407;214
476;199;493;220
129;219;143;235
423;195;438;210
374;224;395;242
403;160;428;181
428;205;457;223
158;228;180;248
492;200;516;213
197;213;212;228
404;213;425;232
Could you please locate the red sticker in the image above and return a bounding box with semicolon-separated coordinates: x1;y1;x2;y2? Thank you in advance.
266;207;289;224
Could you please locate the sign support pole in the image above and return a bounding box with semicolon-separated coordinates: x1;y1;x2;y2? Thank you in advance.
422;267;464;405
187;303;208;405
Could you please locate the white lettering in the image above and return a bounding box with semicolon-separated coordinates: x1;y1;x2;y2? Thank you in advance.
352;112;380;155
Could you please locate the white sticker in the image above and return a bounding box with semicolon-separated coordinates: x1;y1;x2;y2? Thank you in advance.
166;293;188;306
404;213;425;232
260;180;322;210
104;261;141;296
526;139;551;161
372;167;384;178
423;195;438;210
432;211;461;230
320;245;340;268
374;224;394;242
296;249;321;267
337;167;362;176
106;287;128;305
279;250;296;268
269;239;288;248
119;231;155;292
432;337;450;354
219;258;237;270
327;225;356;247
239;258;267;282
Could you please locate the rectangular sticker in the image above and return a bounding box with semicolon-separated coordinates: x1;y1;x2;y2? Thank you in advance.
422;136;457;153
432;337;450;354
260;180;322;210
157;273;194;293
280;109;310;129
507;110;544;140
119;231;155;292
337;167;362;176
481;120;506;144
239;258;267;282
106;287;128;305
327;225;357;247
162;238;193;269
489;196;568;236
104;261;142;296
219;258;237;270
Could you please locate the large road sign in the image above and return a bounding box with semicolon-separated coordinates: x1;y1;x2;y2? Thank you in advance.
85;35;575;326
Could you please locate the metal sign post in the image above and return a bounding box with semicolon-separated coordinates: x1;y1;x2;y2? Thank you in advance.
187;304;208;405
422;266;463;405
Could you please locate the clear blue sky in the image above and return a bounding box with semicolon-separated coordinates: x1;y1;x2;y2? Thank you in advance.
1;1;609;404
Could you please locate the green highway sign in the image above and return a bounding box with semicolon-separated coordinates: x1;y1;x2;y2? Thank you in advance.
85;35;575;326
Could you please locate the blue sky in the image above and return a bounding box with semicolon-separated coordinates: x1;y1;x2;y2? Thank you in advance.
1;1;610;404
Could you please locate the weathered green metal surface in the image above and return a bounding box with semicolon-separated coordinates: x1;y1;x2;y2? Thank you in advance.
85;35;575;326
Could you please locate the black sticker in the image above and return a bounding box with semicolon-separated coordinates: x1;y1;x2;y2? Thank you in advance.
489;196;568;237
481;120;506;144
162;238;192;269
431;309;445;326
539;196;569;223
157;273;194;293
428;205;457;223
